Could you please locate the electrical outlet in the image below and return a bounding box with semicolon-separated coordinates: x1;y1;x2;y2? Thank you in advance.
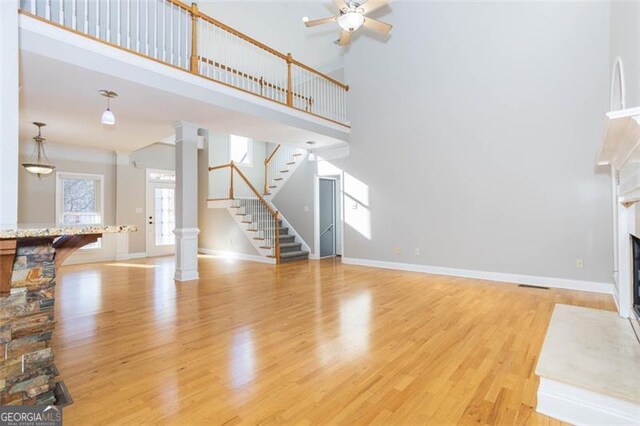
414;248;421;256
304;206;309;212
230;239;233;247
393;247;401;254
135;207;143;214
576;258;583;268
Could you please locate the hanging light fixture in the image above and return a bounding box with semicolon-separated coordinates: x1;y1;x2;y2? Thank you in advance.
22;122;55;177
99;90;118;125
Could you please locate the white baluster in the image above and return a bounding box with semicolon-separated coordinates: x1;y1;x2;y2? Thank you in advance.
169;3;174;65
71;0;76;30
58;0;64;25
154;0;158;58
127;0;130;49
96;0;100;38
83;0;88;33
45;0;51;20
136;0;140;52
145;0;149;55
116;0;121;45
106;0;110;42
30;0;35;15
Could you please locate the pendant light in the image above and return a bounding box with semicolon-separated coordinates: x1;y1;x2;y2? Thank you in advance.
22;122;55;178
99;90;118;125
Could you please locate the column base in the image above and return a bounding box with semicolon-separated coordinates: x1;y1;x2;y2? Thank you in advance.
174;227;200;282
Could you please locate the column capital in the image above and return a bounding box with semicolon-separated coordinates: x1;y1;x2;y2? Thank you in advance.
172;121;201;131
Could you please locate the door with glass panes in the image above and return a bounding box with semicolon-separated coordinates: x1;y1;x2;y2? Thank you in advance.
147;172;176;257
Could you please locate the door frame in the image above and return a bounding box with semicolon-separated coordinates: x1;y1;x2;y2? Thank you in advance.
314;175;344;259
146;168;176;257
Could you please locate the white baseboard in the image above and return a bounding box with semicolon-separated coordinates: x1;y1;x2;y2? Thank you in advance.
537;377;640;425
341;257;614;294
198;248;276;264
128;252;148;259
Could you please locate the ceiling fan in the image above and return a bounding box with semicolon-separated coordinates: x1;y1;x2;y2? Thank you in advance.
303;0;392;46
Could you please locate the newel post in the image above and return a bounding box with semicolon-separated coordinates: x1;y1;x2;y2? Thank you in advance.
190;2;199;73
229;161;235;200
286;53;293;107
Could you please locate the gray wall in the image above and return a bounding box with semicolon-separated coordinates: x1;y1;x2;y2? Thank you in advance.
272;157;316;252
18;141;176;256
125;143;176;253
334;2;613;283
610;1;640;108
263;2;618;285
18;142;116;226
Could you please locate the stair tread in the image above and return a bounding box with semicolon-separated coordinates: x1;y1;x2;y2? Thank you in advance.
280;242;302;248
279;250;309;258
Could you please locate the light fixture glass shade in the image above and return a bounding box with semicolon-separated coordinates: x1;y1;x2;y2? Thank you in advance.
23;122;55;178
337;12;364;32
22;164;55;175
101;108;115;125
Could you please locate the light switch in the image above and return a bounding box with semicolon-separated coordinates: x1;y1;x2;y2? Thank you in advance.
304;206;309;212
135;207;143;214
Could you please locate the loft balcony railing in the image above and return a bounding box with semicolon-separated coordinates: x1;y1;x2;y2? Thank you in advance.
19;0;350;127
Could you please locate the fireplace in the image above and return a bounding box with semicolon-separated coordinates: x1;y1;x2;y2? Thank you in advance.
630;235;640;318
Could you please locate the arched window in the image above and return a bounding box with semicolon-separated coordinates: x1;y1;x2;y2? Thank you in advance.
610;57;626;111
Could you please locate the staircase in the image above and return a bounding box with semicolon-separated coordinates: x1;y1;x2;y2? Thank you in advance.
230;198;309;263
208;148;310;264
263;145;307;198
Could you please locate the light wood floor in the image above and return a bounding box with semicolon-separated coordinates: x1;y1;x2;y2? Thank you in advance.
54;255;614;425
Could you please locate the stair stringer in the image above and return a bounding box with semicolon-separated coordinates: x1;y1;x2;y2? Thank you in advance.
263;199;312;255
264;149;308;200
224;206;277;264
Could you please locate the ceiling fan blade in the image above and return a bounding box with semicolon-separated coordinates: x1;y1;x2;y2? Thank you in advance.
304;16;337;28
333;0;348;13
360;0;388;15
362;17;392;35
338;30;351;46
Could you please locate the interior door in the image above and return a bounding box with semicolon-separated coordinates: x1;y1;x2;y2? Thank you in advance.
319;178;336;258
147;182;176;257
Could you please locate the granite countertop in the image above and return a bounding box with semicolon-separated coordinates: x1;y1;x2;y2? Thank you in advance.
0;225;137;239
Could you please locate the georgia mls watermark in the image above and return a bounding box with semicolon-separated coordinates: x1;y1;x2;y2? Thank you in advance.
0;405;62;426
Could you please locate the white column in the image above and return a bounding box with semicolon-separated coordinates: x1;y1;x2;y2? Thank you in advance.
0;0;19;228
173;121;200;281
115;151;131;261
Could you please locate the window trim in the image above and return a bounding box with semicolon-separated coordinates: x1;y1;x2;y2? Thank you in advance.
55;172;105;250
229;135;253;167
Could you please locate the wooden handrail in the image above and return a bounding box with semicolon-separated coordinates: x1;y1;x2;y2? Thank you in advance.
265;144;281;165
231;164;277;216
196;13;288;60
290;59;350;91
198;56;311;104
263;144;281;195
208;162;280;262
208;163;232;172
18;1;348;126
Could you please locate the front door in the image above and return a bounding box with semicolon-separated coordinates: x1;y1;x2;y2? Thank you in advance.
147;182;176;257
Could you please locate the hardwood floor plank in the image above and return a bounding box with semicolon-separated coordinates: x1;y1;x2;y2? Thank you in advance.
53;256;614;425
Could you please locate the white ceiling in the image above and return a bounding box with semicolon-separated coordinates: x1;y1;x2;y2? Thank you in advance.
19;51;347;152
198;1;346;71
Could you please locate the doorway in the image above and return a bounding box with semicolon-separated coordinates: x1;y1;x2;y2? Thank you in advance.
146;170;176;257
316;176;342;258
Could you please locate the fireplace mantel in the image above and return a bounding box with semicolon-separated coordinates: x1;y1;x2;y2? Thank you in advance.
597;107;640;171
596;106;640;320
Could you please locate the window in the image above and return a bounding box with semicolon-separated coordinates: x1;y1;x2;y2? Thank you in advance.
229;135;253;166
56;172;104;249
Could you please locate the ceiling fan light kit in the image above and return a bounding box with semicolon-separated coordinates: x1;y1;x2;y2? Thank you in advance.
303;0;392;46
